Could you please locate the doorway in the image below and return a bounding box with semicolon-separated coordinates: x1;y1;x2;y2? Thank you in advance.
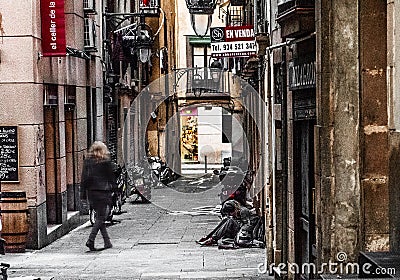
294;119;316;279
44;105;61;224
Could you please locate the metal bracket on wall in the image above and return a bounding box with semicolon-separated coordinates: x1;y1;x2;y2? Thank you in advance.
66;46;90;60
103;12;147;30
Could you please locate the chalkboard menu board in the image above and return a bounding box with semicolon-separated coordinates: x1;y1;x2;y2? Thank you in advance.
0;126;19;182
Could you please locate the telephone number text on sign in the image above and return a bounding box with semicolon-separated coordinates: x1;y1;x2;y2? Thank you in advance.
211;41;257;58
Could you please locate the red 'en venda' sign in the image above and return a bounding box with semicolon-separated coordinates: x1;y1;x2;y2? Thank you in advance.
210;25;257;58
40;0;66;56
224;25;255;42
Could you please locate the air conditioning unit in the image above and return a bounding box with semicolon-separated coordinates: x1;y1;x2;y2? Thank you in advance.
83;0;96;13
84;18;97;52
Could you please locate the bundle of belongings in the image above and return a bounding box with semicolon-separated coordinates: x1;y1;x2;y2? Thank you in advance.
197;199;265;249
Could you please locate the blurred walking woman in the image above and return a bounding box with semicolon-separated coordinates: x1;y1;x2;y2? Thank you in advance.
81;141;115;251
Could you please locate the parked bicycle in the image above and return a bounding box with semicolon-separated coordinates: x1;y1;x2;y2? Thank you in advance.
148;156;177;186
126;160;155;203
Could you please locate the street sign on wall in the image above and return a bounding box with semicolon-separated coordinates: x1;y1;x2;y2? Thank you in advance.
210;25;257;58
40;0;66;56
0;126;19;182
288;57;316;90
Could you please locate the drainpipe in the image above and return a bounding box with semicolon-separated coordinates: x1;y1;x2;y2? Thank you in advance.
266;39;291;273
269;49;276;267
53;108;60;224
281;45;288;271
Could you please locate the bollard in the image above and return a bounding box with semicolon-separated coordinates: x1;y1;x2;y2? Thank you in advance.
204;156;207;173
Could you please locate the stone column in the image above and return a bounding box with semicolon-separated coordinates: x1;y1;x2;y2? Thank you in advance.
316;0;361;263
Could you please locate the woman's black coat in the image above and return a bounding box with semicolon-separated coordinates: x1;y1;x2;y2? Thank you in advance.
80;157;116;192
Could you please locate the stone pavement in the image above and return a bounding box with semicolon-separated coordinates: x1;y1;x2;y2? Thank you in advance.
1;178;272;280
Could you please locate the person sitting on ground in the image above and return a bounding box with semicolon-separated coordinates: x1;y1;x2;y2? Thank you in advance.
197;199;250;246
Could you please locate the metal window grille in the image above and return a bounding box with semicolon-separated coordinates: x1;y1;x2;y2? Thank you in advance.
83;0;95;12
228;6;243;26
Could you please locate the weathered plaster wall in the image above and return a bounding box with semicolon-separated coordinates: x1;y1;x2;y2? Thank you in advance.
360;0;389;252
316;0;361;262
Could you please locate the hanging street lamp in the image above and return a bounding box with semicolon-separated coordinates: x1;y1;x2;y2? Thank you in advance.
135;24;154;63
185;0;218;37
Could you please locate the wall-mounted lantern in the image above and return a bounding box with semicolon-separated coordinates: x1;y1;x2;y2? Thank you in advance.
122;23;154;64
185;0;218;37
210;59;223;83
192;72;203;97
136;24;154;63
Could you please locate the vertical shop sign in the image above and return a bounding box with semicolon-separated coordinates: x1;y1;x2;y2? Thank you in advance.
40;0;66;56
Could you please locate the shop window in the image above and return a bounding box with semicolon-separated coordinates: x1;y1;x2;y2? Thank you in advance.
180;108;198;162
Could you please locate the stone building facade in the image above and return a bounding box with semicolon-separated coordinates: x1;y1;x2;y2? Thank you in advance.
260;0;400;278
0;0;104;248
0;0;178;250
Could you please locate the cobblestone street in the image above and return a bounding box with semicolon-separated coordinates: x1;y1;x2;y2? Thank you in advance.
2;176;271;279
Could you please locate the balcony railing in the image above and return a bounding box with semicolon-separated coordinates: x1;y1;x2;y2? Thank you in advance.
277;0;314;17
175;67;231;100
276;0;315;38
139;0;160;17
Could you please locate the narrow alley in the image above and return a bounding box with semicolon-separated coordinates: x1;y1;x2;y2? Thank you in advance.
2;175;270;280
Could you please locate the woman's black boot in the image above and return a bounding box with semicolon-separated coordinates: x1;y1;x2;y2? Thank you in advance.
86;239;96;251
104;238;113;249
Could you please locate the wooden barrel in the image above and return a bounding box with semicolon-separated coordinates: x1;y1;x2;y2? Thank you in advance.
0;191;28;253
